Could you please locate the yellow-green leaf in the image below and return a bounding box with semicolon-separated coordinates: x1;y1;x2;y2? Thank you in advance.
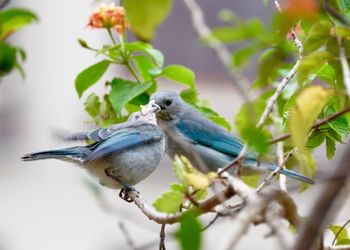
152;190;184;214
289;86;332;152
124;0;173;42
184;172;216;190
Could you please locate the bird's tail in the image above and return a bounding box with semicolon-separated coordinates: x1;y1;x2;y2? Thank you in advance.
21;146;87;162
266;164;315;184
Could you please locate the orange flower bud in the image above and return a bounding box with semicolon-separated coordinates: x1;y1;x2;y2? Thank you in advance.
87;3;128;34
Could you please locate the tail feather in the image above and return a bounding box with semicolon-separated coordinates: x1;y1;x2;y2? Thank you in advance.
278;168;315;184
264;163;315;184
21;147;87;161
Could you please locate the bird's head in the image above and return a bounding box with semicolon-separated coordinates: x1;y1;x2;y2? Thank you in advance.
150;91;183;120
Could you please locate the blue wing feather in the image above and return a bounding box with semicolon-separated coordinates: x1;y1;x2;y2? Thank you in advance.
176;119;248;158
84;127;161;163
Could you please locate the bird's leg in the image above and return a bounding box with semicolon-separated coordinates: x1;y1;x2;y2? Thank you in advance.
119;185;137;203
104;168;138;203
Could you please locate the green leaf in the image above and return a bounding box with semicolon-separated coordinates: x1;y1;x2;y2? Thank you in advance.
125;42;164;67
209;18;264;43
193;188;208;201
173;155;187;184
325;136;336;160
289;86;333;152
338;0;350;11
157;65;195;89
133;55;156;81
75;60;111;97
208;115;232;132
240;126;270;155
306;131;325;149
316;64;336;86
235;92;272;132
253;47;287;88
180;88;198;104
337;239;350;245
96;45;121;60
170;183;185;192
232;45;258;67
152;190;184;214
0;8;38;39
124;0;173;42
176;213;202;250
0;42;16;76
282;93;296;128
263;0;271;5
303;21;331;54
330;224;350;245
84;93;100;119
296;152;317;192
328;116;350;140
108;78;152;113
297;51;331;85
243;174;260;188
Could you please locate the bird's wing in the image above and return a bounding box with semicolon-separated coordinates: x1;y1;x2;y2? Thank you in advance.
84;124;163;163
175;118;250;158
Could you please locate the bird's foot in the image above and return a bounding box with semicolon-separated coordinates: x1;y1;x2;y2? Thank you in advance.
119;185;138;203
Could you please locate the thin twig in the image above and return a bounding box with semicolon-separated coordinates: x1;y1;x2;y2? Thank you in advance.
332;218;350;246
256;2;303;129
256;148;297;193
269;107;350;144
337;35;350;97
118;222;137;250
201;213;220;232
182;0;250;100
159;224;166;250
218;0;304;175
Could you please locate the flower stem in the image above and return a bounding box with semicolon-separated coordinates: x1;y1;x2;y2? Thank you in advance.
126;59;142;83
107;28;117;45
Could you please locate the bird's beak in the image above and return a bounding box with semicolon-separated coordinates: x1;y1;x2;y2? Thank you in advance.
141;100;161;115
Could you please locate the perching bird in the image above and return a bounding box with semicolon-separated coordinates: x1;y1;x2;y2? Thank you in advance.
21;106;166;201
149;90;314;184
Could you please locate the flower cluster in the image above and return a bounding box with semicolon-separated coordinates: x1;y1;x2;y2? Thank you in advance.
88;3;128;34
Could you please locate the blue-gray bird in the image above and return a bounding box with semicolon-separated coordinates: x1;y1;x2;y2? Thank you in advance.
150;90;314;184
21;108;166;201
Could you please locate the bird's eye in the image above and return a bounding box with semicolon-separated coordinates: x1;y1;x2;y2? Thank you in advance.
164;99;172;106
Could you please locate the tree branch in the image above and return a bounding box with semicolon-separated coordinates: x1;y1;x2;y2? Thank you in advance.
126;187;235;225
181;0;250;100
337;35;350;98
292;145;350;250
256;148;297;193
256;1;303;129
159;224;166;250
269;107;350;144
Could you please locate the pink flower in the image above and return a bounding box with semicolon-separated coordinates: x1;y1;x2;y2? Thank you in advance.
87;3;128;34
